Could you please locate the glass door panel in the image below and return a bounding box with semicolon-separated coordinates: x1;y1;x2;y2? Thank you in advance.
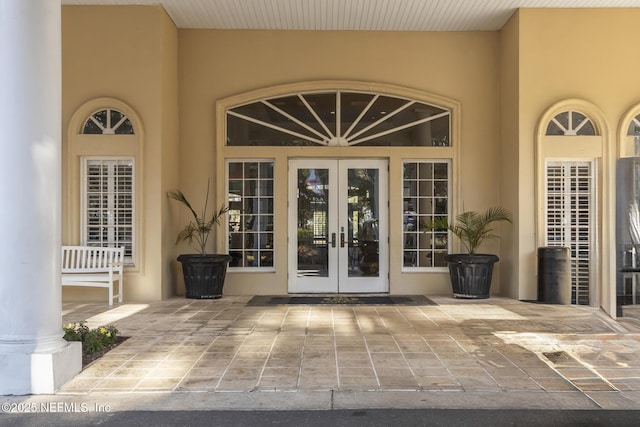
288;159;338;293
296;167;329;278
339;160;388;293
288;159;388;293
346;168;379;277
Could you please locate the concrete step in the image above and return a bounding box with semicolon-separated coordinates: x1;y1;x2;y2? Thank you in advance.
622;304;640;315
621;304;640;322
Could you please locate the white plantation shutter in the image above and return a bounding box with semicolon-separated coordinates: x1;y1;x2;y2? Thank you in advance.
545;161;594;305
83;158;134;265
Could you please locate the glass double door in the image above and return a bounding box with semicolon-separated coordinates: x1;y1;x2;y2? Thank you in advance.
288;159;388;293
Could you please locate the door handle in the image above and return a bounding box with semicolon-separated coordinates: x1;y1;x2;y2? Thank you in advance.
331;233;336;248
340;231;345;248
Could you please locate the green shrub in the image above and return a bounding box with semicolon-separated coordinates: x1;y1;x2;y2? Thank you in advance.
63;321;119;354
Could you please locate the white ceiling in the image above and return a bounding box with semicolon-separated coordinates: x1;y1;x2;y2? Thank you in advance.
61;0;640;31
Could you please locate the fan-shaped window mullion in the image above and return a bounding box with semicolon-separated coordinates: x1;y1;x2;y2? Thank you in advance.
89;116;107;133
227;110;327;145
573;117;589;134
82;108;134;135
349;111;449;146
546;110;596;136
343;94;379;140
346;100;415;142
112;116;128;133
226;90;450;147
262;100;329;141
298;94;334;140
626;115;640;136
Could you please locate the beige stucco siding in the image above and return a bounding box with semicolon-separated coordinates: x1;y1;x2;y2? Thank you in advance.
62;6;179;302
177;29;502;296
515;8;640;312
499;11;520;300
60;5;639;309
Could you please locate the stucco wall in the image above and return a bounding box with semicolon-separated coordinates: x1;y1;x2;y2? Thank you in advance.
62;6;179;302
159;10;180;300
178;29;502;295
516;8;640;313
499;11;520;299
58;5;640;307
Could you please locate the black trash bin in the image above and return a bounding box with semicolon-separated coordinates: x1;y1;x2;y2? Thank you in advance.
537;246;570;304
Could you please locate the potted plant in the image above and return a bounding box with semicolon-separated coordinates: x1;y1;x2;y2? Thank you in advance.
168;181;231;299
428;206;511;299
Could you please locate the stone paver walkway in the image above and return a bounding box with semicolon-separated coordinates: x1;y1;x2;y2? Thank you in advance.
46;296;640;410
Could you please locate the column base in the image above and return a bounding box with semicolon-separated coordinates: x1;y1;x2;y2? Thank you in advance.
0;341;82;395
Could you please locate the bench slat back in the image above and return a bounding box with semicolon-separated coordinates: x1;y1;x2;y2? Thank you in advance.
62;246;124;272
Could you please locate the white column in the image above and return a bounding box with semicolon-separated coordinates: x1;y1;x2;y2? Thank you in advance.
0;0;81;395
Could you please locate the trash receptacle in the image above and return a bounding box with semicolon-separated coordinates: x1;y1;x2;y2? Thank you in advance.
537;246;570;304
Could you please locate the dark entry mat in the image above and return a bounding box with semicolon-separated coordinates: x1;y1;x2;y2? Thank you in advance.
247;295;436;306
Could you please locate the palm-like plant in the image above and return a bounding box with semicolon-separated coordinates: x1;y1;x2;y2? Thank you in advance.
167;180;229;255
428;206;512;255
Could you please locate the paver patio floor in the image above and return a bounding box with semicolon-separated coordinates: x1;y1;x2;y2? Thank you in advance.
53;296;640;410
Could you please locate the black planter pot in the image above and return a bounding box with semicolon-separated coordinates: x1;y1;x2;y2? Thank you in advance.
443;254;499;299
177;254;232;299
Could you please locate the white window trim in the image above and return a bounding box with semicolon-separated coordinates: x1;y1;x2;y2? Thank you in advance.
83;108;134;135
226;159;276;272
80;156;136;266
226;89;451;147
546;110;597;136
401;159;451;273
544;158;599;305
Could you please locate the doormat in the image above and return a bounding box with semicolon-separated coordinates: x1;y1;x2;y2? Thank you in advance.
247;295;436;306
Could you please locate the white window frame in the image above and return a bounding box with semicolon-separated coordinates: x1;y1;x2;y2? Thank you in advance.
226;159;275;272
544;159;598;305
401;159;451;273
82;108;134;135
546;110;597;136
81;156;135;266
226;90;451;147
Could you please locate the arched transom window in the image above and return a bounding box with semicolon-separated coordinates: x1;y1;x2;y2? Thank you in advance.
76;105;137;265
227;91;450;147
627;114;640;136
82;108;134;135
545;110;597;136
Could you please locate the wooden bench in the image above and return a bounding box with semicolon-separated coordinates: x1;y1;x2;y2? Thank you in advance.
61;246;125;306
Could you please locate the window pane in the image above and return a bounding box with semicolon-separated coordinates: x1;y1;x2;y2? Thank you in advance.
259;162;274;178
546;121;564;136
83;158;135;265
114;118;134;135
227;161;275;269
403;160;450;269
555;112;569;130
354;109;450;147
93;110;108;128
226;91;450;147
269;94;328;136
434;163;448;179
576;120;595;136
546;110;596;136
83;120;103;134
301;93;336;137
627;117;640;136
227;114;318;146
403;163;417;180
341;92;375;132
82;108;134;135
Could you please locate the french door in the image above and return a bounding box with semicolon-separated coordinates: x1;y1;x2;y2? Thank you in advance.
288;159;389;293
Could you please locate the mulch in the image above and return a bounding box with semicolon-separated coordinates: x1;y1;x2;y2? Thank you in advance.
82;336;129;368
